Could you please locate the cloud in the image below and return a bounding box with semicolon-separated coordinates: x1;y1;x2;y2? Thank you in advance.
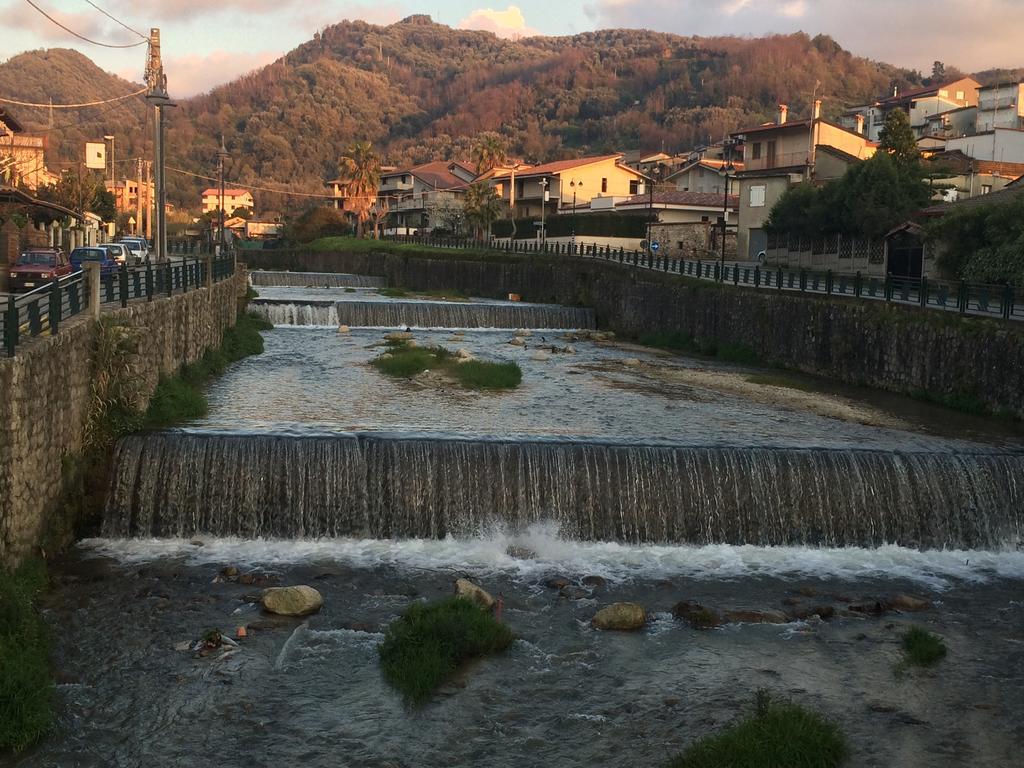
1;0;137;45
140;49;282;97
457;5;541;39
586;0;1024;71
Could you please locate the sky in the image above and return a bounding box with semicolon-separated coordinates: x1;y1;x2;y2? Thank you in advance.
2;0;1022;98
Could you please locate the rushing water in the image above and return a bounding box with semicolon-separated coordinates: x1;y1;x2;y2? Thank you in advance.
103;432;1024;549
250;298;596;329
249;270;385;288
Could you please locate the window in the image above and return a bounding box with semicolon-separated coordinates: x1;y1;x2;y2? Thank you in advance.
938;89;949;98
677;241;685;250
601;177;608;193
955;90;965;101
629;180;639;195
700;216;709;223
749;185;767;208
752;142;762;160
982;185;992;195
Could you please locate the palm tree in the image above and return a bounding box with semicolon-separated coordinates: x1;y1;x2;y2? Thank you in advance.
462;181;503;242
471;133;508;175
338;141;380;238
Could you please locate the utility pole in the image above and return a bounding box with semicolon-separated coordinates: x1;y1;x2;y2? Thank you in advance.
145;28;175;262
217;135;228;254
539;177;548;246
135;158;143;236
145;161;152;240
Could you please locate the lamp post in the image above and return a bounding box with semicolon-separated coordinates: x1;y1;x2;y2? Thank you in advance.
217;135;229;254
539;177;549;246
718;161;736;280
569;178;582;253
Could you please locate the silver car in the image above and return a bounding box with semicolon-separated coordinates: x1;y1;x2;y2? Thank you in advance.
101;242;134;265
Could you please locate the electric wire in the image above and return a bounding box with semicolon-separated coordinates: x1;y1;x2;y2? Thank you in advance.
81;0;147;40
23;0;147;48
0;88;148;109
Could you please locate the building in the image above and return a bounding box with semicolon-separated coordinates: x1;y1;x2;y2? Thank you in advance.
840;77;981;141
923;150;1024;200
976;82;1024;132
380;161;471;233
0;107;52;191
488;154;647;219
201;188;254;215
920;106;978;140
731;103;876;260
945;128;1024;163
245;219;283;240
667;158;746;195
603;190;739;257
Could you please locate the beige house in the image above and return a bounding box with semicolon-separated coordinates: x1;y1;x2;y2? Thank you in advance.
379;161;471;233
488;155;647;219
731;103;876;260
976;82;1024;132
667;158;746;195
0;107;53;191
840;77;981;141
201;188;254;215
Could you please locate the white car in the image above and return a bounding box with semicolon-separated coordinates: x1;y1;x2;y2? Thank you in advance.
119;237;150;262
101;243;133;265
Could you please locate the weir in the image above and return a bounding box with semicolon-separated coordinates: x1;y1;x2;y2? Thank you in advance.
250;298;596;329
249;270;385;288
103;432;1024;550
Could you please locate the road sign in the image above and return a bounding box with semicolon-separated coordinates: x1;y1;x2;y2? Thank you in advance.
650;241;660;252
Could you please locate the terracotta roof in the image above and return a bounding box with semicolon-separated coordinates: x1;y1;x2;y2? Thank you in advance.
921;180;1024;216
202;188;251;197
514;155;632;178
409;160;469;190
616;191;739;209
926;150;1024;178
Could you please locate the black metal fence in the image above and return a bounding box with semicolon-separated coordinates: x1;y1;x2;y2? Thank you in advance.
382;235;1022;322
2;255;237;357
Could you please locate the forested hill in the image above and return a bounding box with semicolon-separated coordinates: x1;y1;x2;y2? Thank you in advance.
0;16;950;207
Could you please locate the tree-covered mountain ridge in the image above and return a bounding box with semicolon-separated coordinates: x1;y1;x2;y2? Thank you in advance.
1;15;1020;208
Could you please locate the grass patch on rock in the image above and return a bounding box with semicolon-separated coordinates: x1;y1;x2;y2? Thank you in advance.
900;626;947;668
378;598;514;705
371;340;521;390
666;690;847;768
0;560;53;754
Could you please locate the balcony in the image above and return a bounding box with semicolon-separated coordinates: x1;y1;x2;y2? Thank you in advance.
742;151;809;172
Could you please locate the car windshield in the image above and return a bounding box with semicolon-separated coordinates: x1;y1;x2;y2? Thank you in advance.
103;245;124;254
17;252;55;266
73;249;107;261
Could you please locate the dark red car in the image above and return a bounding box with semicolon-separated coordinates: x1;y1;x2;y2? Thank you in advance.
8;248;72;292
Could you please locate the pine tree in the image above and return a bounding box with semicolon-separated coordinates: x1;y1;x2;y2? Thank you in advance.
877;110;920;168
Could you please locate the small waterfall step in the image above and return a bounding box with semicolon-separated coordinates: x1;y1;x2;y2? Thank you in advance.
249;299;596;329
249;271;385;288
103;432;1024;550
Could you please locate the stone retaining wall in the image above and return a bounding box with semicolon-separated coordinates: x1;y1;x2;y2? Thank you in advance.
0;269;248;567
248;248;1024;418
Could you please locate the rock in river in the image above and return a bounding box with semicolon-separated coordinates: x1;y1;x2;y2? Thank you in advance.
262;585;323;617
454;578;495;610
592;602;646;631
723;609;789;625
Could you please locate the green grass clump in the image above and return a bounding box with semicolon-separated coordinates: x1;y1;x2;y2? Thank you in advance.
909;388;990;417
379;287;410;298
639;330;696;352
638;332;761;366
0;560;53;754
450;360;522;390
666;690;847;768
370;342;521;390
378;598;514;705
901;627;947;668
746;373;819;392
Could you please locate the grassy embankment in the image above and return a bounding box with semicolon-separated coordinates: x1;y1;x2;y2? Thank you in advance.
0;560;53;754
307;236;505;259
665;690;847;768
371;340;522;390
378;598;514;705
638;330;762;366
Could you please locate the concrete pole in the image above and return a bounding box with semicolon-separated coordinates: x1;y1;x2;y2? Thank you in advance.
84;262;101;320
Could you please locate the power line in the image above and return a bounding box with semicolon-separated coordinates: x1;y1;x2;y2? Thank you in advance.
81;0;147;40
166;165;349;199
23;0;147;48
0;88;147;109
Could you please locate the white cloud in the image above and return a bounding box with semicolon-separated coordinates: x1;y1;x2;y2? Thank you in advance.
147;50;282;97
457;5;541;39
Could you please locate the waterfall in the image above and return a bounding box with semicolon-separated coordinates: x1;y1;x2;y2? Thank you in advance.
250;299;595;329
250;301;339;327
249;271;384;288
104;433;1024;549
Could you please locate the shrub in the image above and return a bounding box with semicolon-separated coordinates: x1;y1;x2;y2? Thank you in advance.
370;342;521;390
666;690;847;768
0;560;53;754
901;627;947;668
450;360;522;390
378;598;514;705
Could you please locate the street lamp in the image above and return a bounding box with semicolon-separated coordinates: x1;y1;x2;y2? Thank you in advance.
569;178;583;253
718;161;736;280
217;135;229;254
539;177;549;246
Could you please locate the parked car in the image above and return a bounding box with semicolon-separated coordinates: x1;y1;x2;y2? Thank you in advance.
101;242;134;266
8;248;72;292
70;246;118;275
118;236;150;263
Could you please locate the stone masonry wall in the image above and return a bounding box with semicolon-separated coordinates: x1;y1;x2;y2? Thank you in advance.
0;270;248;567
248;248;1024;418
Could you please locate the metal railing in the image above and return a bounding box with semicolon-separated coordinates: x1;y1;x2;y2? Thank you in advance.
2;255;237;357
381;235;1022;322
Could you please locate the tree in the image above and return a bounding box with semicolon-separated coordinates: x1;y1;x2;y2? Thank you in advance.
930;61;946;83
337;141;380;238
284;206;351;243
92;187;117;222
877;109;920;168
471;132;508;175
927;194;1024;285
462;181;503;241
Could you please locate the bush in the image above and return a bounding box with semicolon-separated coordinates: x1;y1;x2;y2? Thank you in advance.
371;345;449;378
378;598;514;705
450;360;522;390
370;342;521;390
0;560;53;754
285;207;352;244
901;627;947;668
666;690;847;768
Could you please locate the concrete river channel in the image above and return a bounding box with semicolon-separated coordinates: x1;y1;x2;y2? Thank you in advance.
17;272;1024;767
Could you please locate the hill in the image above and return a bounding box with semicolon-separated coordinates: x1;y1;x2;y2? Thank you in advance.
0;17;959;210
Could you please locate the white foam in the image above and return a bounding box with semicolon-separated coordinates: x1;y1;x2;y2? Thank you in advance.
78;521;1024;590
